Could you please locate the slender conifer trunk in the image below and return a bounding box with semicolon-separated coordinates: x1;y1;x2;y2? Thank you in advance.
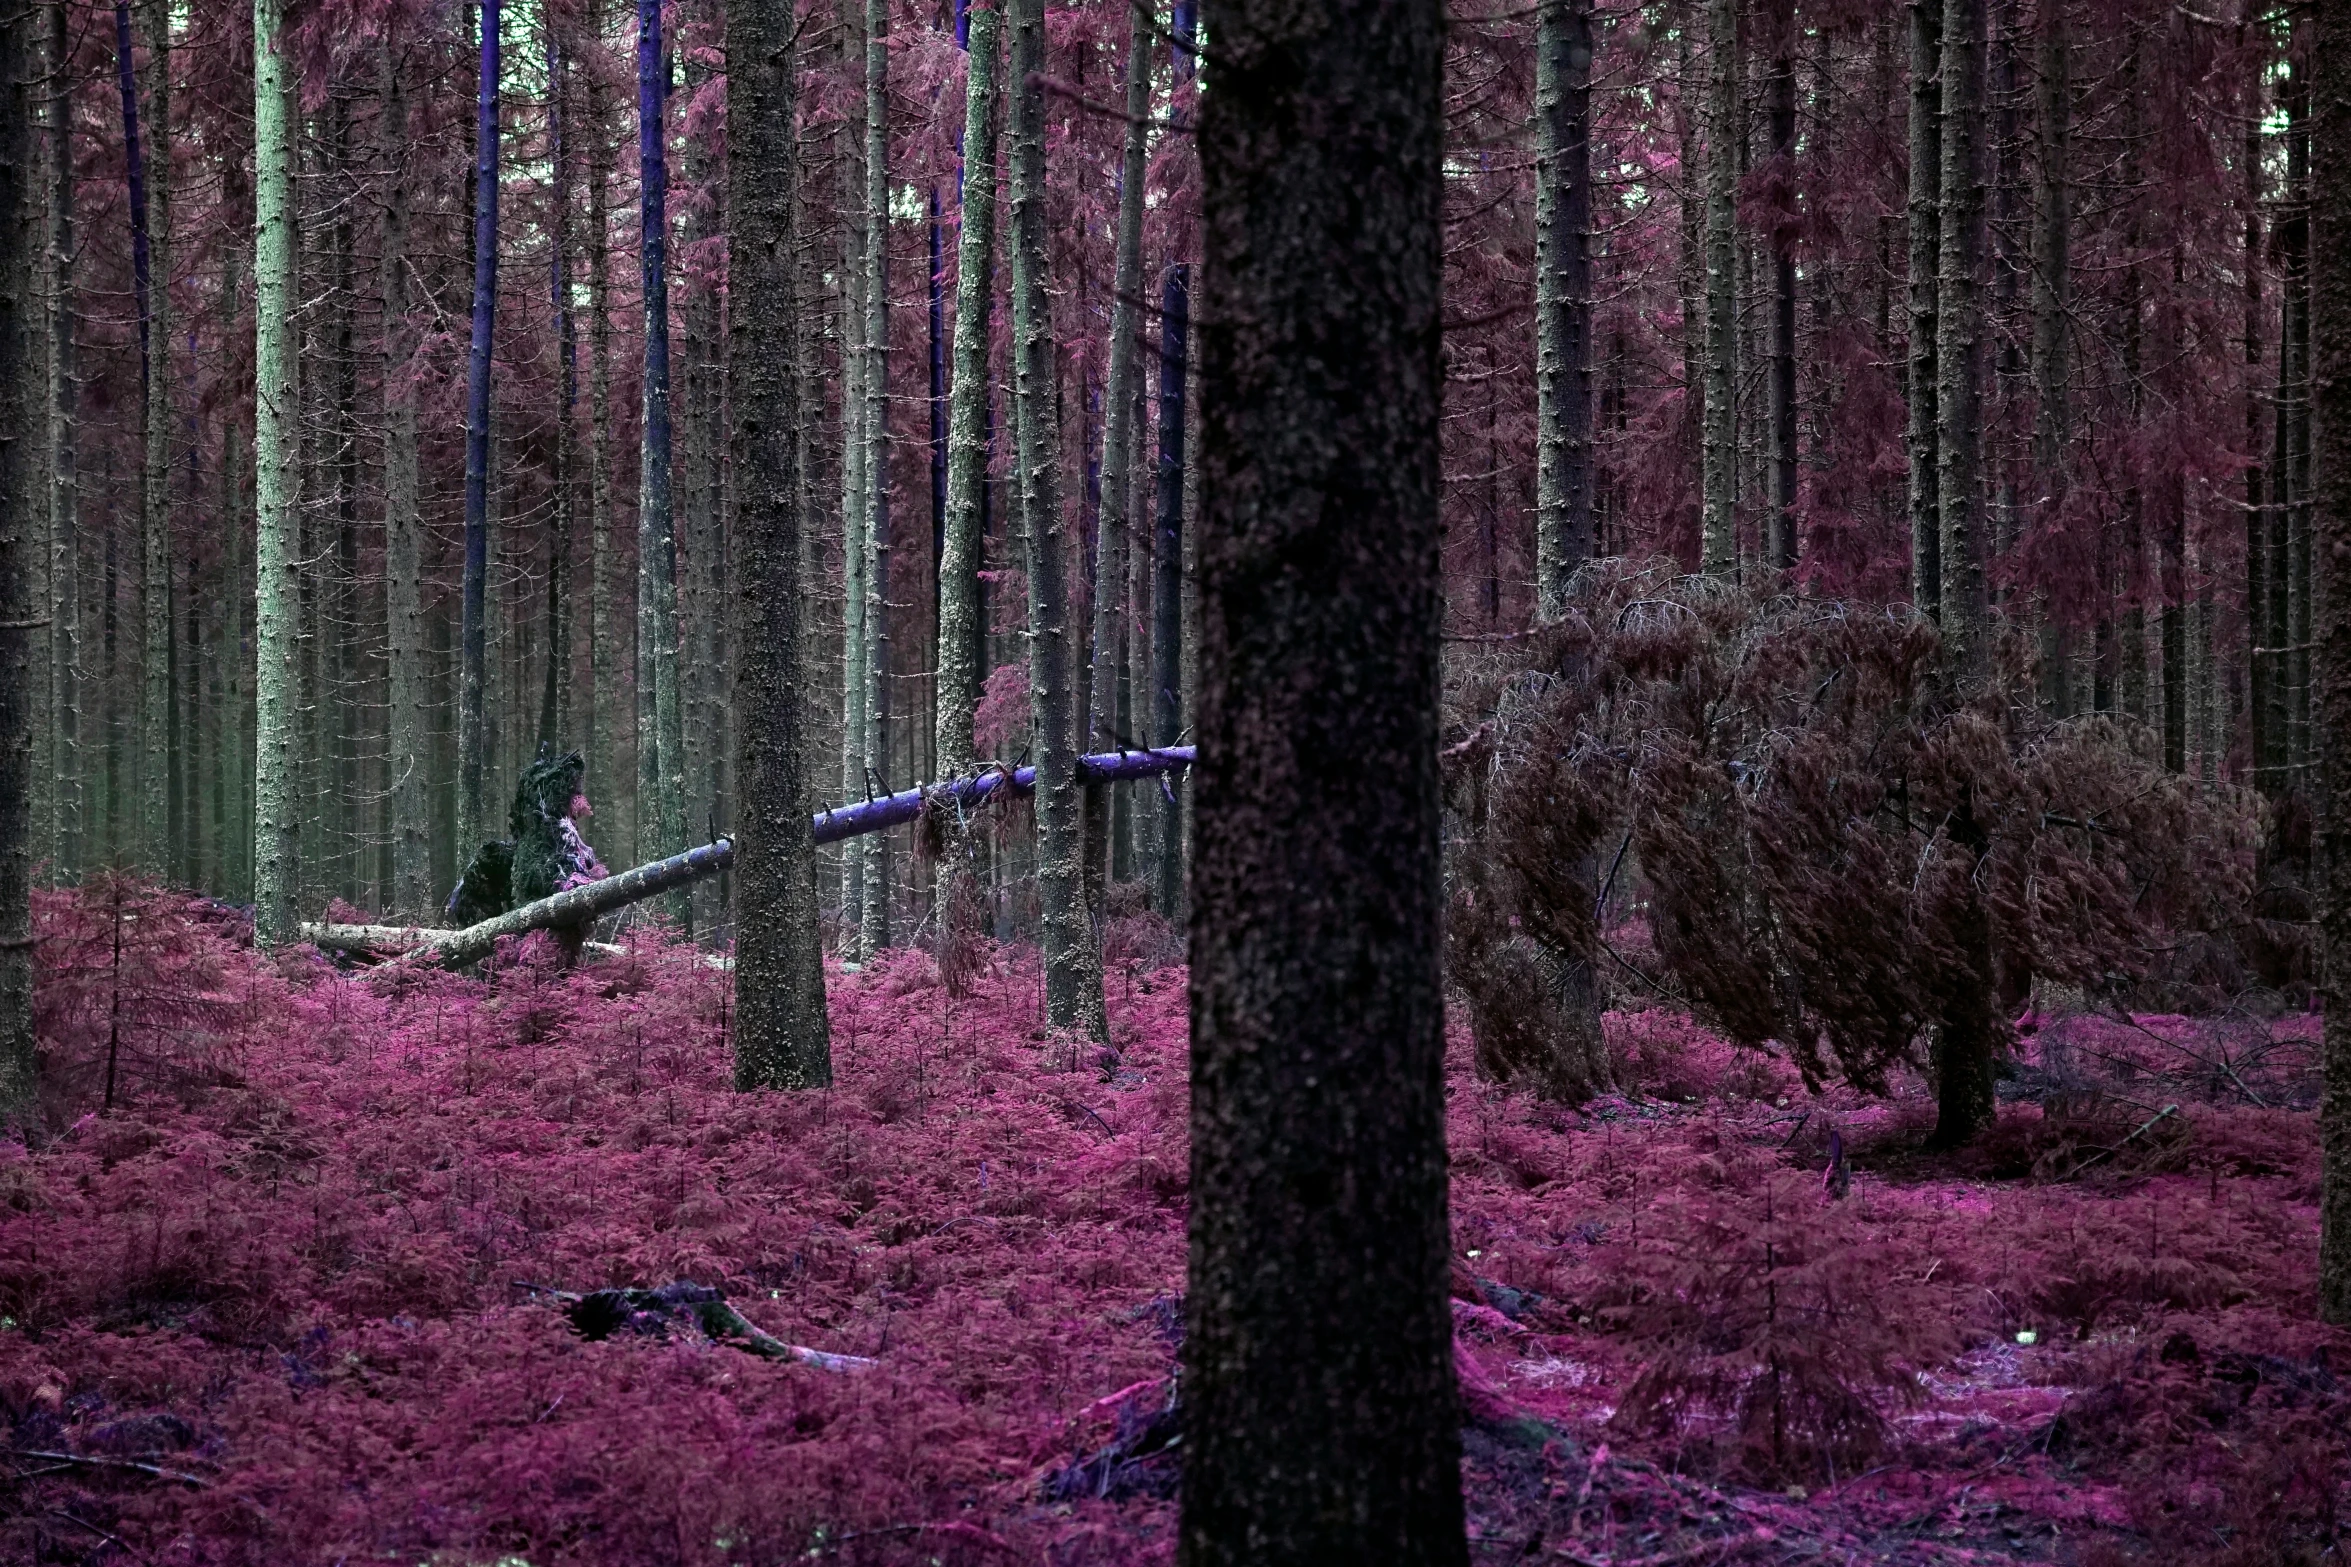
1907;0;1942;617
1764;0;1797;573
47;0;77;884
586;0;618;850
637;0;688;915
459;0;500;857
1085;4;1153;921
1008;0;1102;1034
731;0;831;1089
1154;265;1188;918
381;49;429;919
541;16;576;757
2033;0;2069;714
934;0;1003;971
1700;0;1737;576
2244;5;2271;788
1533;0;1593;610
251;0;299;941
1935;0;1987;676
860;0;893;953
2312;0;2351;1325
0;0;34;1107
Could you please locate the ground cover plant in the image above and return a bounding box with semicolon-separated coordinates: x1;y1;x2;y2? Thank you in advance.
1;885;2341;1564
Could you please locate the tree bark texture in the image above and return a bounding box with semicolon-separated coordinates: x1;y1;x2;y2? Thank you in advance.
2032;0;2069;714
460;0;500;859
1700;0;1737;577
1533;0;1593;610
250;0;299;943
1934;0;1987;678
837;1;869;942
1154;264;1189;919
1085;6;1154;919
1183;0;1467;1550
0;0;34;1111
1764;0;1797;574
937;5;1001;787
637;0;688;915
587;0;619;858
729;0;832;1090
46;0;77;884
860;0;893;954
381;49;430;921
1008;0;1104;1036
1907;0;1942;619
2310;0;2351;1324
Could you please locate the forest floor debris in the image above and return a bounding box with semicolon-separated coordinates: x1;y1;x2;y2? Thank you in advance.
1;886;2342;1563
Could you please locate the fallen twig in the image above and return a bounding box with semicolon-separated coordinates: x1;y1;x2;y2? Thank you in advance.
9;1450;211;1488
2064;1103;2181;1178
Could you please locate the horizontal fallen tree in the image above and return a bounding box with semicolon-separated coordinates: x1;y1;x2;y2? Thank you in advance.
517;1280;877;1373
299;746;1194;967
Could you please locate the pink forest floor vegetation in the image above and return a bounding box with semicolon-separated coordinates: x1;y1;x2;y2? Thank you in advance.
1;880;2343;1564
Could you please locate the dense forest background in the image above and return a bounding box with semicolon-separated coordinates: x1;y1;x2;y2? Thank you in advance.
12;0;2315;944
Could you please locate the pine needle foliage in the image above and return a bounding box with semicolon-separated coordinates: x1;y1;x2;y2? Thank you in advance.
1447;562;2262;1109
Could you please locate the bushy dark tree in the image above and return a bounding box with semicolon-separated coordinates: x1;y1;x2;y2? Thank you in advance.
1447;563;2261;1145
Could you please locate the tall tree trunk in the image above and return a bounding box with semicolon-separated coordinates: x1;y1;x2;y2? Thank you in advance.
47;0;77;884
1008;0;1102;1034
1184;0;1466;1545
1677;27;1702;566
730;0;830;1090
329;93;359;901
2162;244;2188;773
2118;55;2147;726
251;0;298;942
860;0;893;953
1533;0;1593;611
1764;0;1797;573
0;0;34;1106
2286;45;2314;791
836;1;869;943
2246;2;2272;792
379;47;428;918
2033;0;2069;716
1084;3;1153;924
934;0;1003;975
2312;0;2350;1326
1934;0;1988;677
1927;0;1998;1148
1907;0;1942;618
117;0;173;869
1153;265;1188;921
541;13;575;757
459;0;500;858
637;0;688;914
586;0;619;854
1699;0;1737;576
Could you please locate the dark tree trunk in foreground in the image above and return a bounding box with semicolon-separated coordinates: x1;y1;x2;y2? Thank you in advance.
0;0;34;1113
2311;0;2351;1326
729;0;830;1091
1183;0;1466;1552
460;0;501;856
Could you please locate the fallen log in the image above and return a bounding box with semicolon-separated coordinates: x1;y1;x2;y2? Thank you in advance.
519;1280;878;1373
300;746;1194;964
